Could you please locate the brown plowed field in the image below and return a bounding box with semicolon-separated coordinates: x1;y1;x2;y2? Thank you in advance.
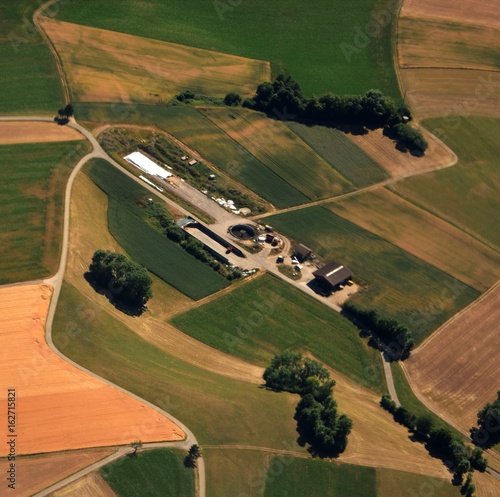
0;122;84;145
49;473;116;497
0;283;184;456
1;448;112;497
474;470;500;497
405;282;500;431
41;18;270;104
346;125;455;177
401;0;500;28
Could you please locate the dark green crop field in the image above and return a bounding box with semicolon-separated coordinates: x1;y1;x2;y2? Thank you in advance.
86;159;229;299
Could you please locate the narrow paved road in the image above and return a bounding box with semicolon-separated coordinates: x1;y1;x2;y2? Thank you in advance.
381;353;401;407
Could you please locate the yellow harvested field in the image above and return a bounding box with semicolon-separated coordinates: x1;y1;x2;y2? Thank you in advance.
328;189;500;291
332;369;449;478
399;17;500;72
0;283;184;456
401;0;500;28
49;473;116;497
400;68;500;119
474;470;500;497
404;283;500;432
399;0;500;120
1;449;113;497
0;122;84;145
42;18;270;103
346;125;455;177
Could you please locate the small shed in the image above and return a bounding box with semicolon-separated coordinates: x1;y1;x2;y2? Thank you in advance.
313;262;352;290
293;243;312;262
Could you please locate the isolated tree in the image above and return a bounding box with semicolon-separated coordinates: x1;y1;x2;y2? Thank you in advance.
473;391;500;448
185;444;201;468
63;103;74;117
88;249;152;308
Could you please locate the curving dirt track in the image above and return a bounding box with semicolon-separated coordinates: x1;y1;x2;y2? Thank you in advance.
0;283;184;456
1;448;113;497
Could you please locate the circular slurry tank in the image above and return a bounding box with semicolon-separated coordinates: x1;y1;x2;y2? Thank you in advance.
229;224;256;240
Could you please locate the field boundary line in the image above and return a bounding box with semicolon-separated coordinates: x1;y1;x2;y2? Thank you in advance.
399;359;500;477
33;0;70;104
410;278;500;353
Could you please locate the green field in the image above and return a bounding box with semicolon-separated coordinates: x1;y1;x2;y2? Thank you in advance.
56;0;400;98
101;449;194;497
53;281;300;448
264;458;376;496
0;140;89;284
204;448;269;497
263;458;461;497
79;104;309;208
202;108;353;200
0;1;64;114
391;117;500;251
288;121;388;187
85;159;229;300
171;273;385;393
266;207;479;343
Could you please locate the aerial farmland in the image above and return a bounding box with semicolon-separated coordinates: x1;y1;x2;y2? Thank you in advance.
0;0;499;496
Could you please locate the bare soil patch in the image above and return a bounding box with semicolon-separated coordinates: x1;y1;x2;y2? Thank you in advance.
49;472;116;497
401;0;500;28
1;448;112;497
346;126;455;177
0;283;184;456
405;283;500;432
0;122;84;145
328;189;500;291
41;19;270;103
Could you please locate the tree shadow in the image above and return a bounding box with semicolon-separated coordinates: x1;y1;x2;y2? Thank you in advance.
84;272;145;317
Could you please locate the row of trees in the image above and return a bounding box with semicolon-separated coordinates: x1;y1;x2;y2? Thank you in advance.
88;249;152;308
235;74;427;154
381;394;487;494
342;302;414;360
264;351;352;457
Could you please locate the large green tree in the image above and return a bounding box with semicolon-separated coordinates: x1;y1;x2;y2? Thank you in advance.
89;249;152;308
473;391;500;448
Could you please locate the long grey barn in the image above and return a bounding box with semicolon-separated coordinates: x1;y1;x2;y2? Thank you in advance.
313;262;352;290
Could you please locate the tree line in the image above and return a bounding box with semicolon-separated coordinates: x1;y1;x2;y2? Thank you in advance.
231;74;427;154
342;301;414;360
263;350;352;457
381;394;487;496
